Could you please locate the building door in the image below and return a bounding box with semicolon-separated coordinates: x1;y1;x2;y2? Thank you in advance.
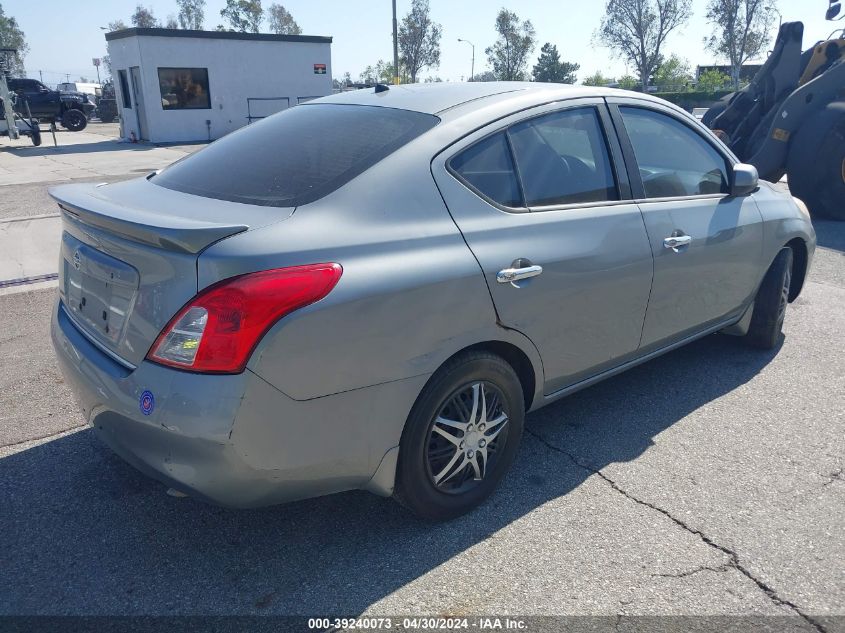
129;67;149;140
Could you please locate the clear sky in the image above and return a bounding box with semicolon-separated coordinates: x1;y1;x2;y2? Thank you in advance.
6;0;841;86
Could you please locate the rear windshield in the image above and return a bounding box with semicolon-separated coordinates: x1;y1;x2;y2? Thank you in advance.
152;104;439;207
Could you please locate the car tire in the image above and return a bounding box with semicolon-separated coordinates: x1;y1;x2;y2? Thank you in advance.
61;109;87;132
745;247;793;350
394;351;525;521
787;102;845;221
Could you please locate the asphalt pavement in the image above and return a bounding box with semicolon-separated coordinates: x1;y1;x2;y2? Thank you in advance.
0;135;842;628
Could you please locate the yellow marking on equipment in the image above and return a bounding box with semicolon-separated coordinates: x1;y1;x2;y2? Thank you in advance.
772;128;790;142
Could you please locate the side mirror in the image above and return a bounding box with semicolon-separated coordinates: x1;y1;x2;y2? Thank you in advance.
731;163;758;196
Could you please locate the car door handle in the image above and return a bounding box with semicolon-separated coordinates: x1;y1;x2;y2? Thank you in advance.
663;235;692;250
497;264;543;284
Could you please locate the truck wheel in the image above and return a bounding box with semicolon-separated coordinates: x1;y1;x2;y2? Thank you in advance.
61;109;88;132
703;102;726;128
787;102;845;221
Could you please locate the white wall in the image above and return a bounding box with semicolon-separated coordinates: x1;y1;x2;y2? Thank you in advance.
107;33;332;143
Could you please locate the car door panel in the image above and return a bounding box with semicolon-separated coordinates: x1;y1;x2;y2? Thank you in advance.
609;100;764;350
432;101;654;394
636;196;763;349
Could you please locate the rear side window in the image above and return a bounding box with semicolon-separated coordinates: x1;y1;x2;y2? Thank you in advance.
153;104;439;207
508;107;618;206
620;107;730;198
449;132;522;208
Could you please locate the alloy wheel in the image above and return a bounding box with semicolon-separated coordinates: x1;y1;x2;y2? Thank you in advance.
778;264;792;327
425;381;510;495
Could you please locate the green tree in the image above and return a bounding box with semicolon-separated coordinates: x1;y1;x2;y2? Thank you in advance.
597;0;691;91
398;0;442;83
108;20;128;32
617;74;639;89
131;4;160;28
165;15;179;29
582;71;614;86
486;8;536;81
697;68;731;91
267;3;301;34
653;53;693;89
359;60;406;85
0;4;28;77
470;70;498;82
531;43;580;83
177;0;206;29
221;0;263;33
705;0;775;89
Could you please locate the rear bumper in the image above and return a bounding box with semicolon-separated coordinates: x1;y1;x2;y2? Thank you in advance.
51;299;426;508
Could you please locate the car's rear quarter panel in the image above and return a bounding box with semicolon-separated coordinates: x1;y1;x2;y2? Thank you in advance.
198;133;543;404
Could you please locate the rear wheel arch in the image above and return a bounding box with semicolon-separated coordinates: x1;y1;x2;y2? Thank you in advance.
416;340;539;416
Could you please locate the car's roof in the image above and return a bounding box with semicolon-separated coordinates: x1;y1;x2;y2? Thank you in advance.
317;82;648;116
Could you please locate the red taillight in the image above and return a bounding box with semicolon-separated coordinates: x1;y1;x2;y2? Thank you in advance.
147;263;342;373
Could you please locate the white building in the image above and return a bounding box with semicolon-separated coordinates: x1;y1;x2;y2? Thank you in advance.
105;27;333;143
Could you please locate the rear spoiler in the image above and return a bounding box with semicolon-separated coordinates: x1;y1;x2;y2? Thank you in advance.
50;184;248;254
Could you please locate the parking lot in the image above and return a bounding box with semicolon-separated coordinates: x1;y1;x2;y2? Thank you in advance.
0;123;843;629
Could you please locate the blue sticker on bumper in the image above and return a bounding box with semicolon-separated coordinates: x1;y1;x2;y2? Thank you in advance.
139;390;155;416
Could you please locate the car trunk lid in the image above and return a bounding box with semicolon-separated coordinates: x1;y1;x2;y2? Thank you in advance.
51;178;293;367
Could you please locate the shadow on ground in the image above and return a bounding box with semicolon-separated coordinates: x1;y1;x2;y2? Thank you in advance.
6;139;158;158
0;333;781;616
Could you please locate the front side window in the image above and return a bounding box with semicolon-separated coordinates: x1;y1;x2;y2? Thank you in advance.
508;107;618;207
154;104;439;207
620;107;729;198
449;132;522;208
157;67;211;110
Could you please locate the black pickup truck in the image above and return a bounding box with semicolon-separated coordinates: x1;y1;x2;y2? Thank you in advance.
7;78;95;131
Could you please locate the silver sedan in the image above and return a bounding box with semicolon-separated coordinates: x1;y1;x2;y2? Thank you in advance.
50;82;815;520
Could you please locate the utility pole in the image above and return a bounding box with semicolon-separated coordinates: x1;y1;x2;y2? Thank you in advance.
458;39;475;81
39;70;43;82
392;0;400;84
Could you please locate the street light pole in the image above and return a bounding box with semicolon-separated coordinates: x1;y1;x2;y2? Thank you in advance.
392;0;400;84
457;38;475;81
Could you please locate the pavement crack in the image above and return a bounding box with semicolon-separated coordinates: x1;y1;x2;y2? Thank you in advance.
823;468;843;487
524;426;829;633
651;564;731;579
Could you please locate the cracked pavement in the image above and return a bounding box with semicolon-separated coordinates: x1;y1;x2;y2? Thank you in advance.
0;160;843;623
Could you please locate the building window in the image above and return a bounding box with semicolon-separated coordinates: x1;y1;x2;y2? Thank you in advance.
157;68;211;110
118;70;132;109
